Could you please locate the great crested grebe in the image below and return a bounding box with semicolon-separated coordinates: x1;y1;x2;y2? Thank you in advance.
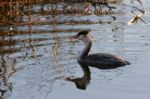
65;30;130;90
70;30;130;69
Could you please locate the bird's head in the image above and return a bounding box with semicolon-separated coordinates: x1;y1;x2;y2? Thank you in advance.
70;30;92;43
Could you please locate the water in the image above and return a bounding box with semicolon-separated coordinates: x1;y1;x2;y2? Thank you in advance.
0;0;150;99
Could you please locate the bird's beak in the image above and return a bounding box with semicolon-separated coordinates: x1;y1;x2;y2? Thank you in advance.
69;34;78;41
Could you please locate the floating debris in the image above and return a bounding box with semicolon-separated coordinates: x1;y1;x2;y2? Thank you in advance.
128;13;147;25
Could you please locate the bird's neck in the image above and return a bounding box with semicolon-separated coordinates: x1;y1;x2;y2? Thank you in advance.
79;40;92;59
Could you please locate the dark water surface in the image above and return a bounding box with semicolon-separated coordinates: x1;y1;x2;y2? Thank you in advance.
0;0;150;99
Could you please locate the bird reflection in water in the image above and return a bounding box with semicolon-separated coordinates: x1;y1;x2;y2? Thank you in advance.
65;64;91;90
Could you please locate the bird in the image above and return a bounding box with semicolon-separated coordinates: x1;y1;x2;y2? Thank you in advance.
65;30;130;90
70;30;130;69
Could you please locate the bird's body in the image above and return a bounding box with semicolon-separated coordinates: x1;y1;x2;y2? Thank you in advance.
78;53;130;69
71;30;130;69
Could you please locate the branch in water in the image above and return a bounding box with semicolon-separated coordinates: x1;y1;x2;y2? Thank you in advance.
128;12;147;25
